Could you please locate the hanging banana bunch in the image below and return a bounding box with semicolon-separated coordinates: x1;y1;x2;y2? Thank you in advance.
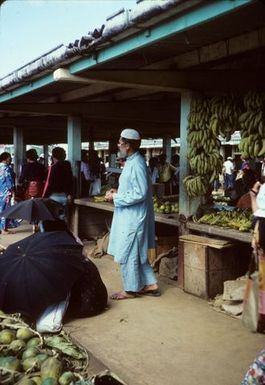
185;96;223;198
183;175;208;198
209;94;242;141
238;91;265;159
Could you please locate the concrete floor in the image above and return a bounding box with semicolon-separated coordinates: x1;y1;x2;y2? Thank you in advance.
1;225;264;385
65;254;265;385
0;223;34;250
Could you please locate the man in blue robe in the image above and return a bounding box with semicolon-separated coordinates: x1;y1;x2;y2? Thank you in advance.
106;128;160;300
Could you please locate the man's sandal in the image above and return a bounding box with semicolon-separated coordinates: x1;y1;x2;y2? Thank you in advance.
138;289;161;297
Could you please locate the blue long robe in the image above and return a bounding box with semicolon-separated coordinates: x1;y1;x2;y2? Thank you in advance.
108;152;155;265
0;163;15;230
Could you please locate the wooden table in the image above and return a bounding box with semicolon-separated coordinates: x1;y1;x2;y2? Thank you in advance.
186;221;252;244
73;198;179;236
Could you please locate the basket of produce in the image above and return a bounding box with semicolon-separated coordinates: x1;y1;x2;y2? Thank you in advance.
0;311;126;385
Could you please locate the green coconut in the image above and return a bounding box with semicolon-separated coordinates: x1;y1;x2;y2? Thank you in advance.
22;347;39;360
0;329;16;344
31;376;42;385
36;353;48;364
9;339;27;353
22;356;40;371
0;356;20;371
40;378;57;385
41;357;62;381
27;337;41;348
59;371;75;385
17;327;35;341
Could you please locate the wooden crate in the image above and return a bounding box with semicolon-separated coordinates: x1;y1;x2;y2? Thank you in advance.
179;234;248;299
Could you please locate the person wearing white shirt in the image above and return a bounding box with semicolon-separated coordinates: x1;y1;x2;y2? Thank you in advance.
223;156;234;192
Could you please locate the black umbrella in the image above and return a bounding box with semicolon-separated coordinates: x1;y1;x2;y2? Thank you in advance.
0;231;85;318
1;198;64;222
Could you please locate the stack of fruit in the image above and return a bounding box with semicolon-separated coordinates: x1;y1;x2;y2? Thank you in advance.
195;209;252;232
93;195;107;203
153;197;179;214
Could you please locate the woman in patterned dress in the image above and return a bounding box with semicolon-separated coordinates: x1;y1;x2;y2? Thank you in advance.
0;152;16;234
241;349;265;385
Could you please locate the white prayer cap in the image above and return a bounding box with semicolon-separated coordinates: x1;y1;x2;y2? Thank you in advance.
227;156;233;160
120;128;141;140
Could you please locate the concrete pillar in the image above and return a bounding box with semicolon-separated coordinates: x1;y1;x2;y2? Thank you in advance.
13;127;24;178
43;144;49;168
179;91;200;219
162;136;172;161
109;137;119;168
68;116;82;197
67;116;81;175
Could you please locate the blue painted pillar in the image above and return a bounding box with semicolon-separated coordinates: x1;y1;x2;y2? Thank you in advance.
67;116;81;176
13;127;24;178
179;91;200;219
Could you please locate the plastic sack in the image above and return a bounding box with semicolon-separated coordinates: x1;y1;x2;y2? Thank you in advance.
36;294;69;333
242;271;259;332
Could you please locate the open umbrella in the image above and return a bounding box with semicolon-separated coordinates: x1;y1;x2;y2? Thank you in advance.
0;231;85;318
1;198;64;222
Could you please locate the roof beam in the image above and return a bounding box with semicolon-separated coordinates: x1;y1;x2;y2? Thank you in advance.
0;101;179;122
0;0;251;103
68;69;265;92
69;0;251;75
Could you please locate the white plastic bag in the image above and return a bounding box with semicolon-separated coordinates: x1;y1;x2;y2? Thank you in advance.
36;294;70;333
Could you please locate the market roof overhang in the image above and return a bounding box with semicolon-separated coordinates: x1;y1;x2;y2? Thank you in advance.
0;0;265;144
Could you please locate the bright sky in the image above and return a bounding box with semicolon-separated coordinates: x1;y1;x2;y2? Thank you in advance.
0;0;136;79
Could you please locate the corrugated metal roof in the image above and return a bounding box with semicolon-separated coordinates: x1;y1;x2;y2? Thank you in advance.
0;0;182;92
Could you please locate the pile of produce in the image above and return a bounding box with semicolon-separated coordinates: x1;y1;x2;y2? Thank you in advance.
93;196;107;203
212;193;231;204
153;197;178;214
194;209;252;232
0;311;91;385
